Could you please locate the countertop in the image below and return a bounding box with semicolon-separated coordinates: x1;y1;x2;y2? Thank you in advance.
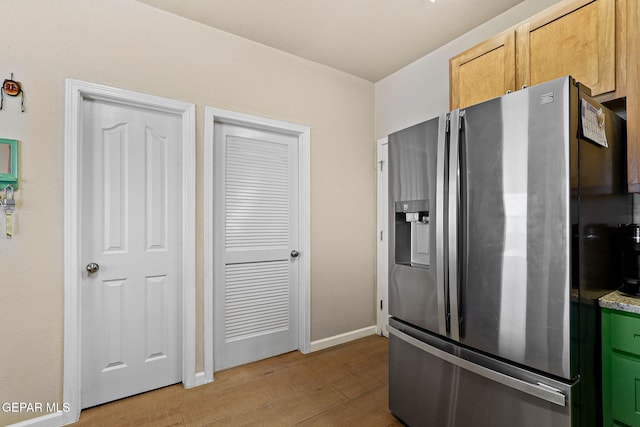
599;290;640;315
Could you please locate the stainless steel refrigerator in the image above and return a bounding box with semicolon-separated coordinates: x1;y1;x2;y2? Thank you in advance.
387;76;631;427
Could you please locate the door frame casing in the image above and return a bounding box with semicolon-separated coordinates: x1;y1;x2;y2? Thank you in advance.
203;107;311;380
63;79;196;424
376;137;389;337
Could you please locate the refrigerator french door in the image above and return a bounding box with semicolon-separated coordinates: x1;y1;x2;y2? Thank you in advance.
388;76;631;427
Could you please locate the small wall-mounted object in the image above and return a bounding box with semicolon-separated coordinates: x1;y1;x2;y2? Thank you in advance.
0;138;18;190
2;184;15;237
1;73;25;112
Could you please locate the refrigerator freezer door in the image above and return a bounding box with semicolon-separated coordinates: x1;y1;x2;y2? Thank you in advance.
388;322;573;427
388;116;448;335
454;77;573;380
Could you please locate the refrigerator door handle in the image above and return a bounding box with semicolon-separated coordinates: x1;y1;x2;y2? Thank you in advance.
435;114;449;335
448;111;461;341
388;325;567;407
457;111;467;337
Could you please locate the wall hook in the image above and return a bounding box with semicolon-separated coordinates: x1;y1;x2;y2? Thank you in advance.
3;184;15;203
1;73;25;112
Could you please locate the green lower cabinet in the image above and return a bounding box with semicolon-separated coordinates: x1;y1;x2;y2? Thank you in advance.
603;308;640;427
611;354;640;426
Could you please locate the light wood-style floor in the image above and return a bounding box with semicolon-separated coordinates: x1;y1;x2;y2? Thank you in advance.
76;335;403;426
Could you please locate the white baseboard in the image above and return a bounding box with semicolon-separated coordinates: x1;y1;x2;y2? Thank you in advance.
309;325;378;353
7;411;65;427
192;371;214;387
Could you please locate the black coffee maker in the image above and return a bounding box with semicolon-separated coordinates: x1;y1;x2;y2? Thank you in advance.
620;224;640;296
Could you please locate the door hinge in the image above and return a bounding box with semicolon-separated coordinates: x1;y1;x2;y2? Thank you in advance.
378;160;385;172
380;230;383;241
380;299;383;310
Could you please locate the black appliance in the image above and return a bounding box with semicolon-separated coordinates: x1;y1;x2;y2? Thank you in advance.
620;224;640;296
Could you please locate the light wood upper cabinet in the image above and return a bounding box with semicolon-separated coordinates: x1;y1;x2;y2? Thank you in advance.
516;0;616;97
449;31;515;110
450;0;618;110
449;0;640;192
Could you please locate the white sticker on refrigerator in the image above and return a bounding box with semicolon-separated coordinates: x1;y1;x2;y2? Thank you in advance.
581;98;608;148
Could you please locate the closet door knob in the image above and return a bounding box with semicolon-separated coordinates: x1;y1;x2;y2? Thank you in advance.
86;263;100;274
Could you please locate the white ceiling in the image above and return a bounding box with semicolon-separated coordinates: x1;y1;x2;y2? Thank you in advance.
136;0;524;82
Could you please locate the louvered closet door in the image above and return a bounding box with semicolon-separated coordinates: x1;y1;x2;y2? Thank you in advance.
214;122;299;370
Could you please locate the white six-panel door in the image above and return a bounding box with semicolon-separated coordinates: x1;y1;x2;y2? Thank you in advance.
213;122;300;371
80;99;182;408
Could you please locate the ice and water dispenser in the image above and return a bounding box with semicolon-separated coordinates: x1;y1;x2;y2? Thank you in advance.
394;199;430;267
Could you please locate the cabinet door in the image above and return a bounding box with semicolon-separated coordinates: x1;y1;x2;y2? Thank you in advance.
516;0;615;96
611;353;640;427
449;30;515;110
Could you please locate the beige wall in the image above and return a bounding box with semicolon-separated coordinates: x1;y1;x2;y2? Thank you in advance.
0;0;375;424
